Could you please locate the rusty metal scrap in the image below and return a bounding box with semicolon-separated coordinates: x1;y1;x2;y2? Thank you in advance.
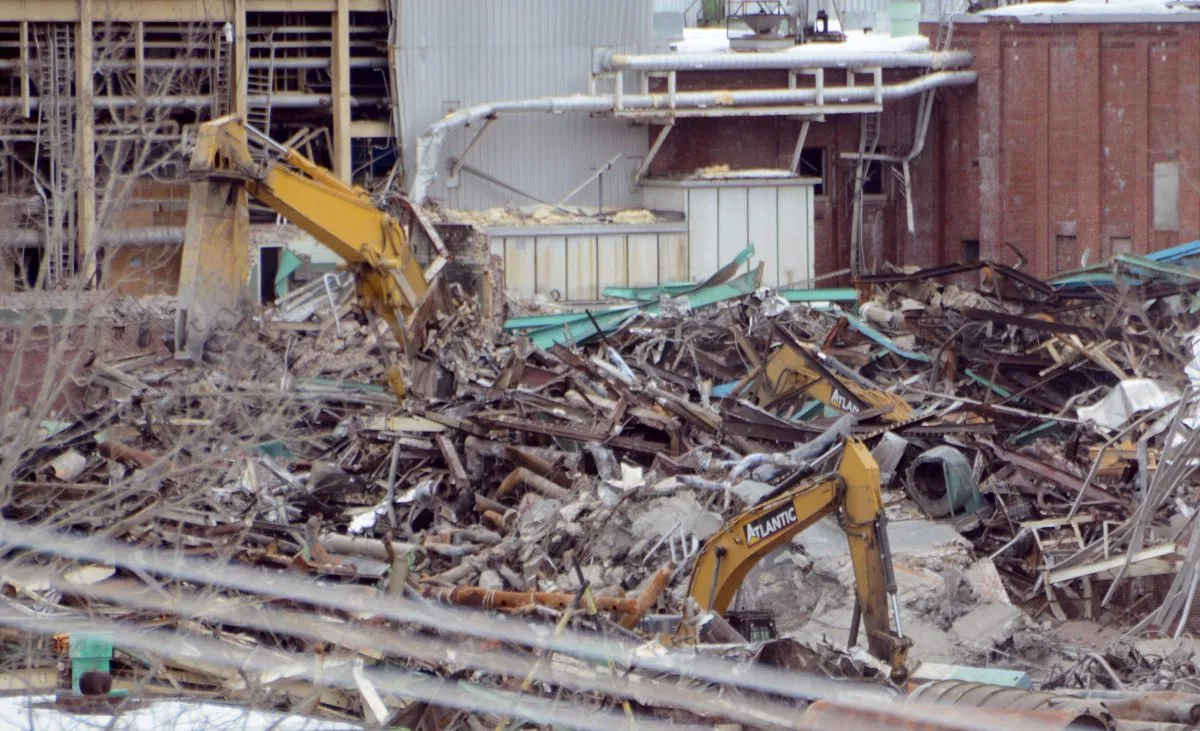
8;239;1200;729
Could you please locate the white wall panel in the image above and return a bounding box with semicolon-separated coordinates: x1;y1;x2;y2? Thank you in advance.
567;236;598;301
658;233;687;283
504;237;536;299
535;236;567;299
644;185;686;213
598;234;628;292
688;188;719;281
717;187;749;268
777;186;813;286
747;187;779;286
628;234;660;286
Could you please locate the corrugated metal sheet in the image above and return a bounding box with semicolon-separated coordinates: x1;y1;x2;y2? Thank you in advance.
653;0;703;25
395;0;654;211
836;0;891;31
646;181;814;287
499;226;688;301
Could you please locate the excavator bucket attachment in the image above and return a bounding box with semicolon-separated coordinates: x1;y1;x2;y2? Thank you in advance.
176;117;253;361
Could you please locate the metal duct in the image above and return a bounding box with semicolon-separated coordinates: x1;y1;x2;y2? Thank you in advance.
601;49;974;72
99;227;186;246
410;70;977;203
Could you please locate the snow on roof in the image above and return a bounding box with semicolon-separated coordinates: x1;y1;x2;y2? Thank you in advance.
981;0;1200;20
669;27;930;55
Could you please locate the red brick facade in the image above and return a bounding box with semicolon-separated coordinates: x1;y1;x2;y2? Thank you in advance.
928;20;1200;277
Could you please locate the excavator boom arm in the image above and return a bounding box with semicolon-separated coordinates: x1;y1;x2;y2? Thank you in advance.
686;440;912;678
176;115;444;372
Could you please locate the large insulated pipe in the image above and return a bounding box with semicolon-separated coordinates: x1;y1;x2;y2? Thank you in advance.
409;70;977;203
601;49;975;72
906;681;1114;725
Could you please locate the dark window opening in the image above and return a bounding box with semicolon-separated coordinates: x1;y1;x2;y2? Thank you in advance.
798;148;825;196
351;138;398;185
862;153;885;196
259;246;281;304
15;246;42;291
962;239;980;262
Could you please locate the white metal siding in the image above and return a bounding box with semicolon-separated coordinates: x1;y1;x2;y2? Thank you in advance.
747;187;779;284
677;183;815;288
501;228;688;301
717;187;749;266
837;0;891;30
395;0;653;211
598;234;628;290
658;233;687;281
505;238;537;299
776;186;814;286
628;234;660;287
653;0;703;25
687;188;720;281
567;236;598;300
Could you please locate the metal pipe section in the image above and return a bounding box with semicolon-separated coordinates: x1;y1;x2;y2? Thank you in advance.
99;227;185;246
410;70;977;203
906;681;1113;728
601;49;974;72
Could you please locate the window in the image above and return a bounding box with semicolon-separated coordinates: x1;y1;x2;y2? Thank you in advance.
798;148;825;196
862;154;885;196
1154;161;1180;232
962;239;980;262
259;246;281;303
1055;235;1077;272
1111;236;1133;257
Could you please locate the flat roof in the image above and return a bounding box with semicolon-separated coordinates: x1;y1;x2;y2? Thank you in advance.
968;0;1200;23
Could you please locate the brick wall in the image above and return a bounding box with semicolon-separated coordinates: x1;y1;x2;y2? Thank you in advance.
105;245;183;297
922;21;1200;278
646;69;926;278
0;317;170;415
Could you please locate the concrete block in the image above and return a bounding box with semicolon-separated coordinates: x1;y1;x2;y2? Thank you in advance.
951;603;1021;650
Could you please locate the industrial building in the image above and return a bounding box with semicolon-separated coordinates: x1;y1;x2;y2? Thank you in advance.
0;0;1194;298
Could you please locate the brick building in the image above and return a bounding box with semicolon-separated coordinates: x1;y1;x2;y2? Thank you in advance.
923;2;1200;278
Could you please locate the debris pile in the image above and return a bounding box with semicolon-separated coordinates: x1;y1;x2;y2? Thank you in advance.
6;241;1200;727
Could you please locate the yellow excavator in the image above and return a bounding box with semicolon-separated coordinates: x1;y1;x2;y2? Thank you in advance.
757;326;914;424
686;438;913;680
175;116;445;396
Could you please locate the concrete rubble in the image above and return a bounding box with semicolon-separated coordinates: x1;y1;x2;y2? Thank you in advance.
5;241;1200;728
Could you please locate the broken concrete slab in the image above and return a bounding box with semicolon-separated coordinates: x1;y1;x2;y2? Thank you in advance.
729;479;776;506
630;493;723;542
951;603;1022;650
793;516;971;562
